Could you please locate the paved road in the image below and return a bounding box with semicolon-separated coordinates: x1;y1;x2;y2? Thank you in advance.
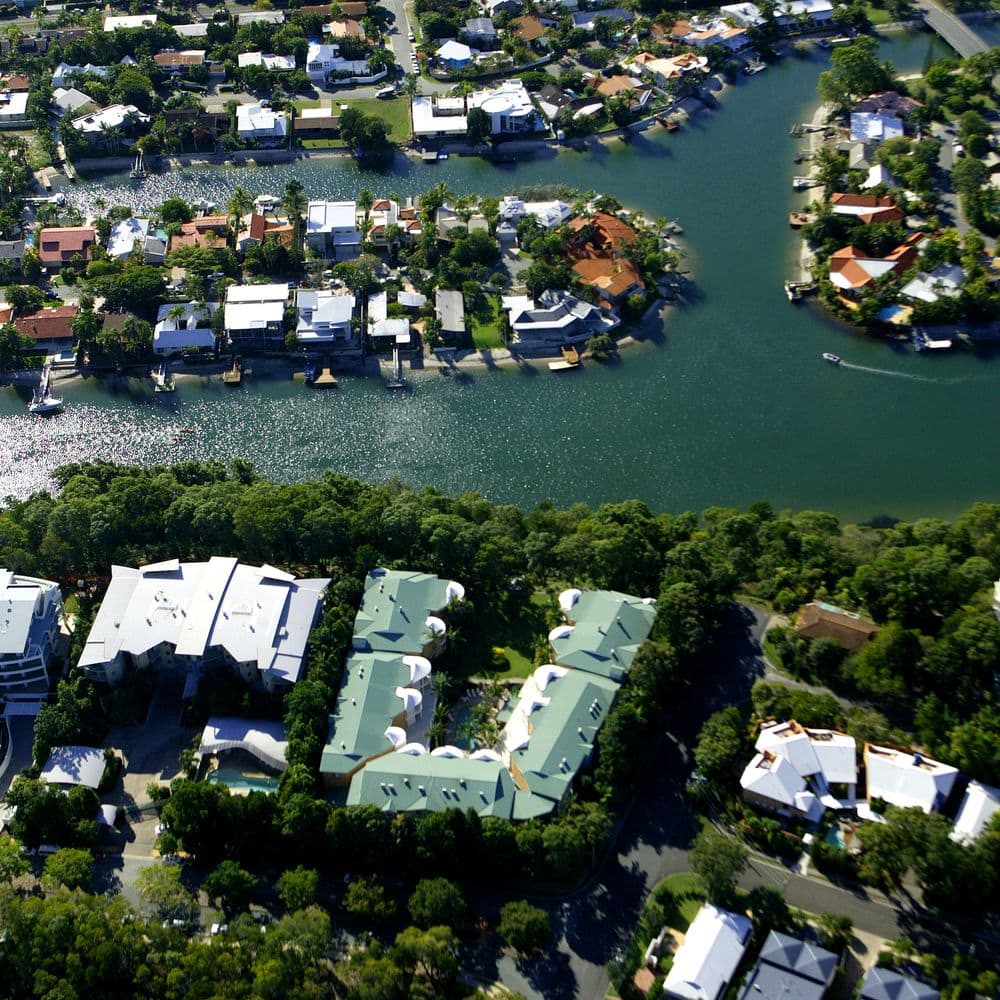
0;715;36;798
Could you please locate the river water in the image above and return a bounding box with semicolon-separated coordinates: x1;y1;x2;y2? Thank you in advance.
5;31;990;521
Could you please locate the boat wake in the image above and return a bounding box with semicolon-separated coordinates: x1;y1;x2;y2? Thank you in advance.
837;362;939;383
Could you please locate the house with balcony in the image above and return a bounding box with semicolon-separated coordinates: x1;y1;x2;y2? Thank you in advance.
153;301;218;356
236;102;289;146
863;744;958;815
411;95;468;139
224;283;290;350
13;305;79;354
0;569;63;699
306;200;362;259
503;290;609;347
467;79;542;135
70;104;149;150
294;289;359;354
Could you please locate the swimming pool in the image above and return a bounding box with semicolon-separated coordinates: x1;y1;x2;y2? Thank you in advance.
207;765;280;794
825;825;847;850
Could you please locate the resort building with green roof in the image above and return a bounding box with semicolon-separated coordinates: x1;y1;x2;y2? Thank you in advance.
501;664;620;811
353;568;465;658
345;748;520;818
549;588;657;681
320;651;433;787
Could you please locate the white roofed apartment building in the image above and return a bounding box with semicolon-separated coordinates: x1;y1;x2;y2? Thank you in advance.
467;79;542;135
863;744;958;815
224;283;290;350
0;569;63;699
77;557;330;693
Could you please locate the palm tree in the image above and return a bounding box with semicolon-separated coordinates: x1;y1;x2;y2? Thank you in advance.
402;72;421;97
358;188;374;225
227;185;254;248
281;178;308;250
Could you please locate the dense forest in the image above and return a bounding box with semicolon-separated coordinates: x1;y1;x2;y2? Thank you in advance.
2;463;1000;996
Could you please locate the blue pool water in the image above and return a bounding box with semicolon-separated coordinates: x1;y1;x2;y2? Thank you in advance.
825;826;847;850
207;766;280;794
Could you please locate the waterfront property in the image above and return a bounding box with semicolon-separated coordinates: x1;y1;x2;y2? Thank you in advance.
295;289;359;352
306;200;362;260
224;283;290;350
663;903;752;1000
503;290;610;347
830;193;904;225
738;931;839;1000
168;215;229;252
549;587;657;681
13;305;79;355
77;557;330;692
828;235;925;297
863;744;958;815
435;288;466;339
794;601;879;653
70;104;149;151
152;301;218;356
236;103;289;147
0;568;63;698
38;226;96;268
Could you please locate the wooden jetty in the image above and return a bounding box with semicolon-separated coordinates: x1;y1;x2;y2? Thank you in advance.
549;346;581;372
222;357;243;385
312;367;337;387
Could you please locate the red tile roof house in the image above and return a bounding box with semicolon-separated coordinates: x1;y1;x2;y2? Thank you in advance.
13;305;80;353
830;193;904;226
828;233;925;298
38;226;96;268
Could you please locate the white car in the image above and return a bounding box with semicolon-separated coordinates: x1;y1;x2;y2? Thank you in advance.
408;30;415;41
155;823;167;836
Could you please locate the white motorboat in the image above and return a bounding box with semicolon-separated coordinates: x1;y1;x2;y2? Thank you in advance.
822;353;841;365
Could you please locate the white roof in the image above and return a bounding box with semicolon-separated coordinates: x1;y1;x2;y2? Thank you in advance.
154;327;216;352
174;22;210;37
372;318;410;343
97;804;118;827
225;300;285;330
41;746;105;789
829;256;900;290
226;283;290;304
296;290;355;338
411;95;468;136
741;751;807;807
78;558;330;686
51;87;95;114
951;781;1000;844
367;291;388;322
865;745;959;813
0;569;59;656
664;904;752;1000
862;163;899;189
237;9;285;23
437;40;473;61
104;13;157;30
850;112;904;143
900;263;965;304
236;102;288;139
52;63;110;85
307;200;357;234
71;104;148;136
199;716;288;772
397;291;427;308
0;92;28;119
755;721;857;786
107;218;150;258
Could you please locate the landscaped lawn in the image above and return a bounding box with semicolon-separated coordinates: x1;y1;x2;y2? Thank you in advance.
469;294;505;350
295;96;411;143
458;590;555;680
655;872;706;930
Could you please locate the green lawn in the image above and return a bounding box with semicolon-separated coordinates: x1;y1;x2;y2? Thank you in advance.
295;96;411;143
653;873;705;930
460;590;555;680
469;294;506;350
861;3;894;24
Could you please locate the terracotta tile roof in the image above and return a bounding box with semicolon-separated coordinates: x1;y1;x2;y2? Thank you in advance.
154;51;206;67
596;75;640;98
795;602;879;653
340;1;368;14
13;305;79;342
3;75;29;91
567;211;637;259
168;215;229;251
831;193;904;225
326;17;360;36
671;19;692;36
372;199;392;211
829;238;919;291
572;257;644;300
0;306;13;323
246;213;268;242
264;222;295;247
398;207;418;220
854;90;922;117
38;226;96;265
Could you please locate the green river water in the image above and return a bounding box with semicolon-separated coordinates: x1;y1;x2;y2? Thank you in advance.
4;31;990;521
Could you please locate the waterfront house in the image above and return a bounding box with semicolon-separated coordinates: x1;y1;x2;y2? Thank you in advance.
568;211;637;259
537;84;573;122
830;193;904;225
224;283;290;349
592;74;652;109
104;13;156;31
467;79;542;135
663;904;752;1000
864;744;958;814
435;288;466;338
371;317;411;348
77;557;330;691
154;50;207;75
168;215;229;252
795;602;879;652
51;63;109;88
0;91;28;126
71;104;149;151
13;305;79;353
107;217;150;260
235;212;294;254
573;257;645;307
630;51;709;86
0;568;63;699
294;289;359;353
436;40;474;71
850;112;903;144
305;200;362;260
411;95;468;139
366;198;423;247
464;17;498;49
499;195;572;229
828;235;924;297
860;968;939;1000
721;0;833;30
236;102;289;146
51;87;96;116
305;43;375;84
571;8;631;31
900;263;965;304
503;290;606;346
293;105;341;139
738;932;839;1000
38;227;95;268
950;780;1000;844
853;91;922;120
152;301;218;356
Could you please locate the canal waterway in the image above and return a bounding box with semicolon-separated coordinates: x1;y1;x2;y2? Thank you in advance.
4;31;992;522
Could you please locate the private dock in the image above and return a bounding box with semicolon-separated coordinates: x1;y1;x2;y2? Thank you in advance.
385;346;406;389
312;367;337;387
222;357;243;385
549;346;581;372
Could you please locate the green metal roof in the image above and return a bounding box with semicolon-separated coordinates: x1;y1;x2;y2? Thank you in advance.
319;651;417;778
353;569;458;656
508;668;620;805
345;751;518;818
512;790;557;820
550;589;657;681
